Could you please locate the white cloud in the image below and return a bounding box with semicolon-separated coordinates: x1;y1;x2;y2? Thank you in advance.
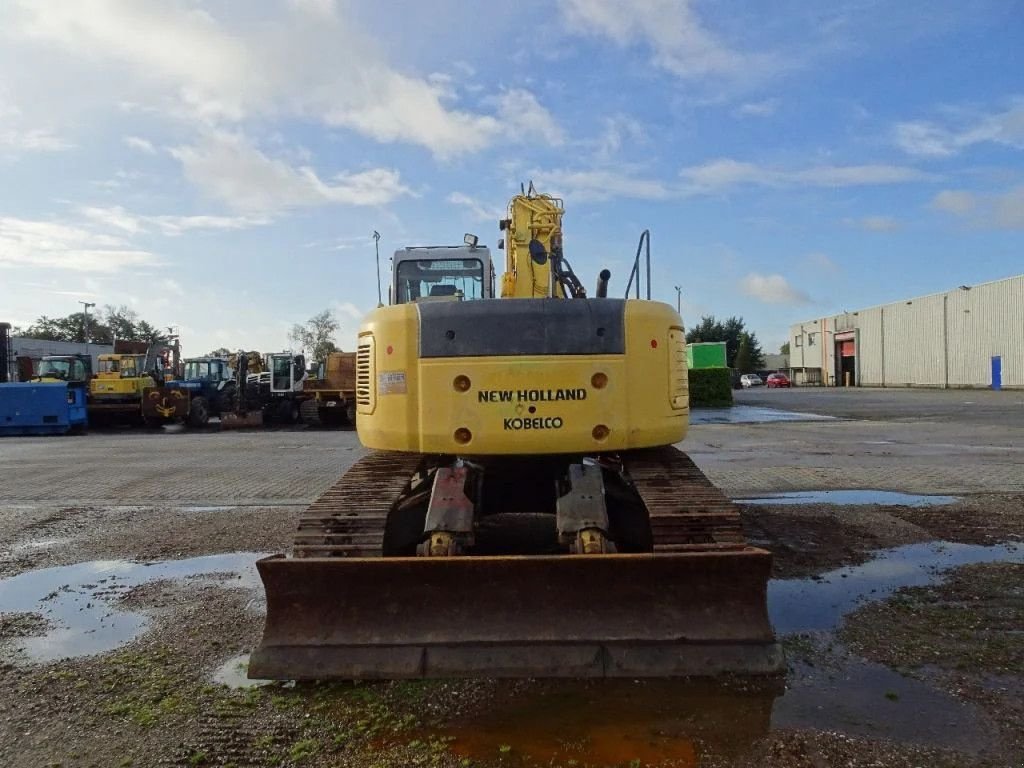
4;1;558;159
0;216;155;272
560;0;774;80
149;213;271;236
932;190;976;215
447;193;504;222
736;98;780;117
169;132;412;213
494;89;564;147
79;205;144;234
0;127;72;153
124;135;156;154
680;158;933;192
894;101;1024;157
593;115;648;160
530;167;673;202
740;273;811;305
0;97;71;153
931;187;1024;230
78;204;269;236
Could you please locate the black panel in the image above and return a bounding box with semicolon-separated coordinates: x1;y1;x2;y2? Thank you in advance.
418;299;626;358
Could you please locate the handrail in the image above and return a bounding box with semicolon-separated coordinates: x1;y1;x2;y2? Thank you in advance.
624;229;651;300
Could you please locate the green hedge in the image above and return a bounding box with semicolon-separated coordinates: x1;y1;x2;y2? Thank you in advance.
688;367;733;408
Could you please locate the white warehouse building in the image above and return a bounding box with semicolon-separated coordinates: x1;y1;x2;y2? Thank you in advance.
789;273;1023;389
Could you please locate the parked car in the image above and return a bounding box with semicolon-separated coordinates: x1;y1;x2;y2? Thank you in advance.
740;373;763;388
766;372;791;388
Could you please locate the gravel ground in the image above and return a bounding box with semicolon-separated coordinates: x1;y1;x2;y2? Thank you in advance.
1;389;1022;767
839;562;1024;765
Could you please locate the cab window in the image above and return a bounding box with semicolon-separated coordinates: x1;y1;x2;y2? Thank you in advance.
395;258;484;304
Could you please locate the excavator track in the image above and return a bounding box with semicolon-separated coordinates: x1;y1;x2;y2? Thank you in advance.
250;447;781;680
291;451;422;557
622;447;746;551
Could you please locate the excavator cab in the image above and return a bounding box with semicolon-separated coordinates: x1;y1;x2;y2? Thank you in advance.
251;187;780;680
391;241;493;304
36;355;90;384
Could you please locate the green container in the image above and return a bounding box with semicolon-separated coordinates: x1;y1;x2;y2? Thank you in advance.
687;342;727;370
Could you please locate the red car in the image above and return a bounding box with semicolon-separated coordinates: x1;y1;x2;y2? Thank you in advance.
766;372;791;388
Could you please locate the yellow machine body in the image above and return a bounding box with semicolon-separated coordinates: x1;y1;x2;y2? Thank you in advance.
500;192;565;299
250;186;780;681
356;300;688;455
89;354;155;406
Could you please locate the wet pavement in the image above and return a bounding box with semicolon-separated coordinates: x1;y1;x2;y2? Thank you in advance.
690;405;835;425
0;552;265;662
738;489;959;506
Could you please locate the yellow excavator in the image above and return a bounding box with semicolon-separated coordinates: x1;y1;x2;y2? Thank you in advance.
251;187;780;679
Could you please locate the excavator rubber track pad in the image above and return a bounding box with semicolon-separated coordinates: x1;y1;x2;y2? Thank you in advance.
249;549;782;679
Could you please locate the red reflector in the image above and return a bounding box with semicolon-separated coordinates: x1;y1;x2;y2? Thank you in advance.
650;339;658;349
386;345;394;355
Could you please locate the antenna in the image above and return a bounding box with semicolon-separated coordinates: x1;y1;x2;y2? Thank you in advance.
373;231;383;307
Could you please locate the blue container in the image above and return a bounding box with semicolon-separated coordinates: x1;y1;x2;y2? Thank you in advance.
0;382;88;436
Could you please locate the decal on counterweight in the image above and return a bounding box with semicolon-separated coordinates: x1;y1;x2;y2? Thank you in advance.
378;371;407;395
503;416;564;430
479;388;586;403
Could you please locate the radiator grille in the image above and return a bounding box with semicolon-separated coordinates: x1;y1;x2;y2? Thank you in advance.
669;327;688;410
355;336;375;412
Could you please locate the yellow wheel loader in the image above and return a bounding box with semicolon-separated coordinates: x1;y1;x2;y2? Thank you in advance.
251;187;781;679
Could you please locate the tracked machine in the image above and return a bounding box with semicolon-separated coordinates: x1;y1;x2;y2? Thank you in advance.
251;188;781;679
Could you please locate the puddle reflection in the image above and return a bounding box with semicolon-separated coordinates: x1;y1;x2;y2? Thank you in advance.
769;540;1024;634
0;552;265;662
739;489;958;506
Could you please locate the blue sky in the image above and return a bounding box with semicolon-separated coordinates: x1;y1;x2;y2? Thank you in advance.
1;0;1022;355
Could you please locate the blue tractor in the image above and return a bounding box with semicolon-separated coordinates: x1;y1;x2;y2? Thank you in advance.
143;356;237;427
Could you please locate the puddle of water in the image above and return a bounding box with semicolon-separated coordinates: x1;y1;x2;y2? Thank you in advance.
436;679;776;767
0;552;265;662
738;489;959;506
431;658;992;766
774;655;992;754
769;541;1024;634
213;653;272;689
690;405;834;425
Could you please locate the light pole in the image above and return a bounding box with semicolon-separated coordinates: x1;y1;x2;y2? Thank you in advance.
674;285;681;314
79;301;95;344
373;231;383;307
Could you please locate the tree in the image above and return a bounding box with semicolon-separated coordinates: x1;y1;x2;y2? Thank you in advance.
207;347;232;357
289;309;340;363
685;315;765;369
780;341;790;355
18;306;166;345
734;333;754;374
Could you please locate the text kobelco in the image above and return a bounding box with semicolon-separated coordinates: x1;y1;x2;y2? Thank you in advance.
503;416;564;430
478;388;587;403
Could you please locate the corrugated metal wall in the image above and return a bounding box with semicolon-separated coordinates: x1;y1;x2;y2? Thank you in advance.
789;274;1024;388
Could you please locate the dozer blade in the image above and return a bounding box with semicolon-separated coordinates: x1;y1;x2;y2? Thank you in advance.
220;410;263;429
249;549;782;680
